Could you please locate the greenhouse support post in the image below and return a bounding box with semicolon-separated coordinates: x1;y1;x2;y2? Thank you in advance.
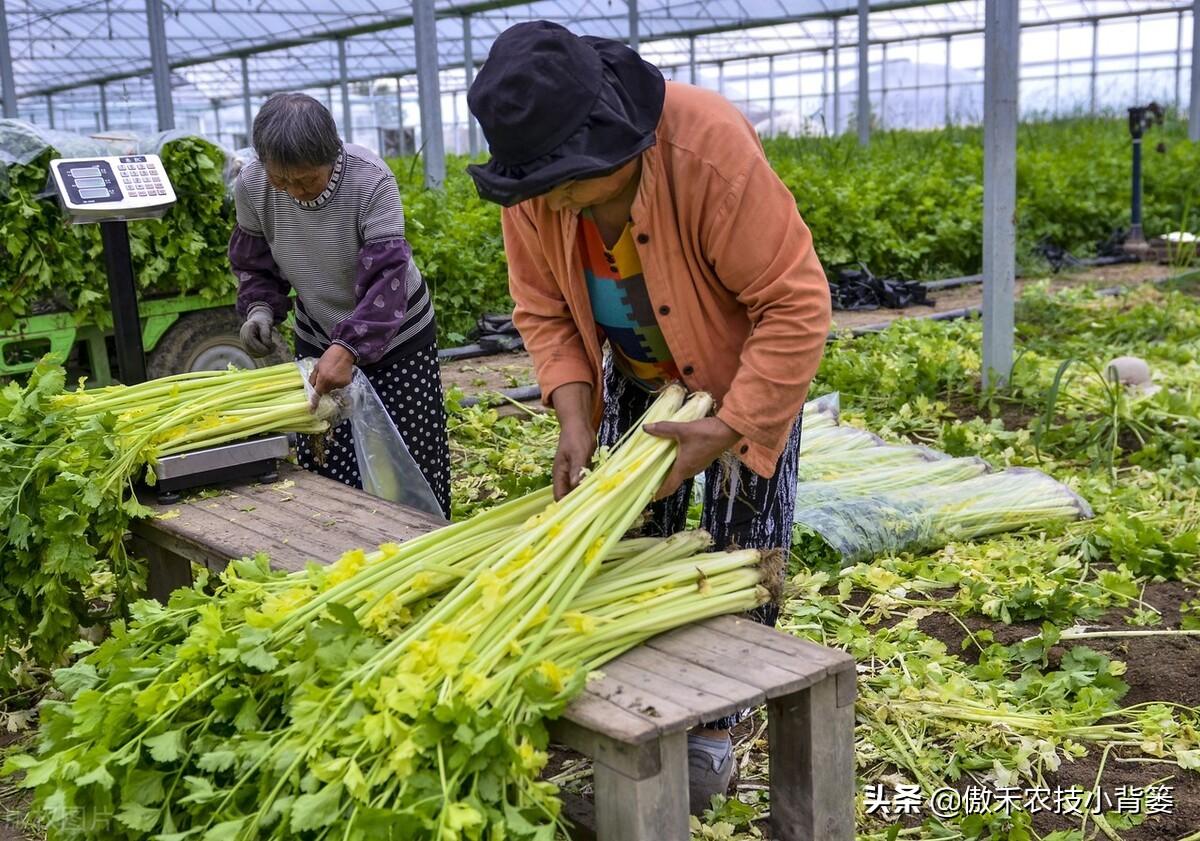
46;93;53;129
857;0;869;145
1176;10;1184;108
212;100;222;141
689;36;697;84
337;37;353;143
463;14;478;155
1089;20;1098;114
241;55;253;142
832;19;841;134
1191;0;1200;141
768;55;776;136
395;77;405;155
982;0;1018;388
0;0;17;118
628;0;639;51
943;36;951;126
413;0;446;190
145;0;175;130
99;82;109;130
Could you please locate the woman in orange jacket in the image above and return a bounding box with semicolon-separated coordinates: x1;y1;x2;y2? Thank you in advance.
467;21;832;809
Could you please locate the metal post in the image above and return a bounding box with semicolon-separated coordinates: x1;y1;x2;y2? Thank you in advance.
717;61;724;97
337;37;353;143
212;100;221;142
1134;16;1141;103
944;36;952;126
1053;25;1061;114
100;221;148;384
0;0;18;118
821;49;829;134
627;0;639;51
857;0;869;145
880;43;888;129
1192;2;1200;141
395;76;405;155
451;89;460;155
832;18;841;135
1131;115;1144;242
768;55;776;136
689;36;697;84
241;55;253;143
46;93;54;128
145;0;175;129
99;82;109;130
463;14;478;155
982;0;1019;388
413;0;446;189
1177;10;1185;108
1089;20;1099;115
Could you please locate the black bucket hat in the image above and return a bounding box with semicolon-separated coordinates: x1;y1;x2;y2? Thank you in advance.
466;21;665;207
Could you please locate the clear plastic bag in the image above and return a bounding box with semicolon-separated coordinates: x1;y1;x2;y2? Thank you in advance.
297;358;445;519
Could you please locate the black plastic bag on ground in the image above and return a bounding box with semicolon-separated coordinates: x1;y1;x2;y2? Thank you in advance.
469;312;524;352
827;263;935;311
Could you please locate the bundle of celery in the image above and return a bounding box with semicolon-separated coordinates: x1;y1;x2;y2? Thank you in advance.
0;361;329;692
791;395;1091;565
6;385;777;840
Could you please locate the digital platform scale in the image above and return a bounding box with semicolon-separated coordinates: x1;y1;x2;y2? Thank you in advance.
50;154;287;498
50;154;177;223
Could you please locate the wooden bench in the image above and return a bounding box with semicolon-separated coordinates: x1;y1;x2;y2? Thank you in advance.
132;464;856;841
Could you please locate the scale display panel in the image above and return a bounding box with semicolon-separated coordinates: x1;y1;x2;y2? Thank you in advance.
49;154;176;223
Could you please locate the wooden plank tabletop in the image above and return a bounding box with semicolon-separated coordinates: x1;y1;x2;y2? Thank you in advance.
130;463;446;573
131;464;854;747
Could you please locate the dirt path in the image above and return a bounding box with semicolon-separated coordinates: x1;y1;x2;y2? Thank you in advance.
440;263;1179;404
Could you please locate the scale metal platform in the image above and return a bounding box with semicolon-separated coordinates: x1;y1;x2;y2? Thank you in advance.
152;434;291;503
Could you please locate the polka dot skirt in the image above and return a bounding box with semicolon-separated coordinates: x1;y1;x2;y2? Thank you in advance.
296;343;452;518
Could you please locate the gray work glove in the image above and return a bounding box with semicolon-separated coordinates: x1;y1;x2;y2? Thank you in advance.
240;306;277;358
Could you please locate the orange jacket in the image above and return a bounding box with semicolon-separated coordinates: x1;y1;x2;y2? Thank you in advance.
501;82;831;478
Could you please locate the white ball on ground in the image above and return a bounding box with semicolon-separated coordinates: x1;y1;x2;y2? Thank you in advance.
1106;356;1153;389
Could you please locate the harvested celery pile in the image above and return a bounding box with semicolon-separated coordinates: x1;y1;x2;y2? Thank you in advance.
0;362;330;692
792;395;1092;566
5;385;779;841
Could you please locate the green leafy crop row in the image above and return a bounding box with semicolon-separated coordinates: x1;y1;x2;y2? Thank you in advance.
4;116;1197;345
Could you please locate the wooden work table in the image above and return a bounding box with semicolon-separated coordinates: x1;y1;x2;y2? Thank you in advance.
131;464;855;841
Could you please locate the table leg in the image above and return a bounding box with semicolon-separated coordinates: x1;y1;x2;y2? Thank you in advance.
768;669;856;841
130;536;193;604
593;730;689;841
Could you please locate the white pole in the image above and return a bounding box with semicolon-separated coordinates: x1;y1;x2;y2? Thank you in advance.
1190;1;1200;140
856;0;870;145
982;0;1019;388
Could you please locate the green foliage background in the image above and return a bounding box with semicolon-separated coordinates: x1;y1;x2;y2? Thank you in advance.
0;137;231;331
4;116;1199;342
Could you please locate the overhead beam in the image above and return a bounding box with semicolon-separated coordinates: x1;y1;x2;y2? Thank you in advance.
982;0;1019;387
145;0;175;129
16;1;1185;102
412;0;445;189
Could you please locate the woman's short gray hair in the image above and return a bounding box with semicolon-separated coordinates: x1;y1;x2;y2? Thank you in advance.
252;93;342;169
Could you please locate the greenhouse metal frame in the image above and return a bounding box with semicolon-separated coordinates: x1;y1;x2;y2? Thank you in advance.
2;0;1197;378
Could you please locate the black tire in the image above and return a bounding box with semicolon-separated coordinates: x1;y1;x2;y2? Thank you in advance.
146;307;291;379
